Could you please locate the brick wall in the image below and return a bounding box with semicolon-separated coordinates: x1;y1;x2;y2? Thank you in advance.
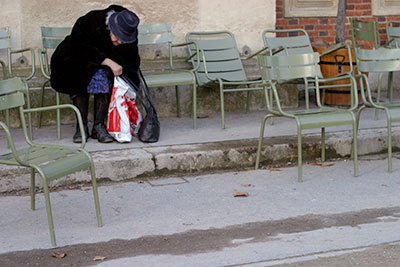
276;0;400;47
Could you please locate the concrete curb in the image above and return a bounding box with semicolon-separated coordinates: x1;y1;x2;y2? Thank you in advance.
0;127;398;193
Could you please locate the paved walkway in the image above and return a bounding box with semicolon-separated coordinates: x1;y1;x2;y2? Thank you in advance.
0;154;399;266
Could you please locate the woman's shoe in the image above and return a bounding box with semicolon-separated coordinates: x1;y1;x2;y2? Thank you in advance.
91;123;113;143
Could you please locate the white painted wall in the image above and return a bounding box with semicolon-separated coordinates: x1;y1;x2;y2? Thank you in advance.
0;0;275;64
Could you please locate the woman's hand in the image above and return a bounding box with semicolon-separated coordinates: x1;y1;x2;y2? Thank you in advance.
101;58;123;76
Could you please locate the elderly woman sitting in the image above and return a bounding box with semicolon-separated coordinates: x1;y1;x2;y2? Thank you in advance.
50;5;141;143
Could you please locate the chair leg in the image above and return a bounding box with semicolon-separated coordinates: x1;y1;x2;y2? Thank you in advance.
30;169;35;210
297;127;303;183
386;111;392;173
5;109;10;130
352;118;358;177
268;89;274;126
41;177;57;247
175;85;181;118
192;83;197;129
219;84;225;129
388;72;394;102
255;114;273;169
321;128;326;162
56;92;61;140
89;162;102;227
25;89;33;140
374;73;383;120
246;90;250;114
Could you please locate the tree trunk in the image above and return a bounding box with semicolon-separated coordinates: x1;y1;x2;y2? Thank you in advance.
336;0;347;44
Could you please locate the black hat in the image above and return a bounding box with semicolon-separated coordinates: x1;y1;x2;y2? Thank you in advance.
109;10;140;44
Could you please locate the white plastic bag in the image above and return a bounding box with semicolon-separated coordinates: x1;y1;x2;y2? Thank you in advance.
106;77;142;142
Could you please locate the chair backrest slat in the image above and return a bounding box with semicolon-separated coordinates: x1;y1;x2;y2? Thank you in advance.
264;30;313;55
258;53;320;81
0;27;11;49
355;48;400;72
0;91;24;111
138;22;173;45
261;29;323;77
41;26;72;49
351;18;380;49
186;31;247;85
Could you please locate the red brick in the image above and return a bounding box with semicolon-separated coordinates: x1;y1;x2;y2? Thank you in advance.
347;10;363;16
357;4;370;9
328;18;337;24
276;20;288;26
315;25;335;31
299;18;319;25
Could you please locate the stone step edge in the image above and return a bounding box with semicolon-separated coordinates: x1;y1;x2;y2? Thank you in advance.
0;127;397;193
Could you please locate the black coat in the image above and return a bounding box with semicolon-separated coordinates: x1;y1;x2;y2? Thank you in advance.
50;5;140;96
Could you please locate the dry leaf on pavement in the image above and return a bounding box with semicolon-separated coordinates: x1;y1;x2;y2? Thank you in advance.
197;114;209;119
52;253;67;259
92;256;107;261
233;190;249;197
261;166;281;171
241;184;252;187
311;162;335;167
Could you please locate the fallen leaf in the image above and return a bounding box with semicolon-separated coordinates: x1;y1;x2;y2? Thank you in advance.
311;162;335;167
261;166;281;171
233;190;249;197
52;253;67;259
80;186;92;191
92;256;106;261
197;114;209;119
241;184;252;187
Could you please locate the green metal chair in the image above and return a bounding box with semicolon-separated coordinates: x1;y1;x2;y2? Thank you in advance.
138;23;199;128
386;20;400;48
350;18;382;119
354;47;400;173
185;31;265;129
255;52;358;182
263;29;355;109
38;26;72;139
385;20;400;104
0;77;102;247
0;26;35;139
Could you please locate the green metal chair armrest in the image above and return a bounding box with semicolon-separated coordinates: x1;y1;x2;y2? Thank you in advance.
199;48;218;83
38;48;50;79
0;121;26;165
218;79;263;86
268;82;295;118
318;73;358;110
0;59;7;79
23;104;87;148
169;41;200;72
8;47;36;80
241;47;269;60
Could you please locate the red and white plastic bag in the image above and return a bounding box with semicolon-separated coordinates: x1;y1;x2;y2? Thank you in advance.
106;77;143;142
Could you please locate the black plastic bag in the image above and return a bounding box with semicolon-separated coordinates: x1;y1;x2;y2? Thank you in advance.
121;70;160;143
